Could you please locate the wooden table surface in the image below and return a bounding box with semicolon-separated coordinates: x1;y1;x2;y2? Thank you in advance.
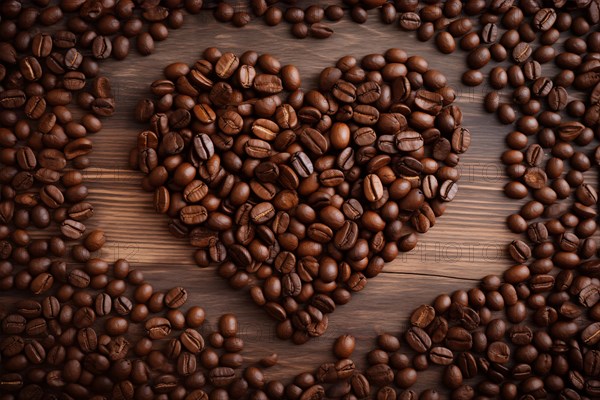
71;9;594;389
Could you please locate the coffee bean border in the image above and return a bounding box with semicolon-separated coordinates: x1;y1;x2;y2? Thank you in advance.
1;0;600;399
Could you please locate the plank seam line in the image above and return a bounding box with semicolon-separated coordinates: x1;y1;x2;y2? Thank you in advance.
381;271;481;282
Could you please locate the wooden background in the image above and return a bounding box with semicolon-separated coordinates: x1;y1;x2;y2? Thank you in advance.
70;8;592;389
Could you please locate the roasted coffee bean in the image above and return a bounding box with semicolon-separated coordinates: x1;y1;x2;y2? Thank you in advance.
165;287;188;308
145;317;171;339
399;12;421;31
462;70;484;86
60;220;86;239
364;174;384;202
0;90;26;109
405;327;432;353
364;363;394;387
513;43;532;63
333;335;355;359
429;346;453;365
508;240;531;263
533;8;556;31
180;329;205;354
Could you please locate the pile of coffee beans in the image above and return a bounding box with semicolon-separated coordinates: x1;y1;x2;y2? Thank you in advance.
133;47;470;341
0;55;282;399
275;2;600;397
485;11;600;243
362;267;600;399
0;248;288;399
3;0;600;398
305;228;600;399
0;4;285;399
289;256;600;398
0;35;117;266
0;1;123;272
0;0;196;61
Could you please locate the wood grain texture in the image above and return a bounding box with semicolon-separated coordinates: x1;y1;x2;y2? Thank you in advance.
63;9;597;388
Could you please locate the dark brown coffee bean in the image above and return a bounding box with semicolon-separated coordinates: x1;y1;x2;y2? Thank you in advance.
333;334;355;359
0;89;26;109
291;22;309;39
137;32;155;56
513;42;532;63
324;5;344;21
462;69;484;86
361;364;392;388
179;328;205;354
399;12;421;30
405;327;432;353
145;317;171;339
533;8;556;31
429;346;453;365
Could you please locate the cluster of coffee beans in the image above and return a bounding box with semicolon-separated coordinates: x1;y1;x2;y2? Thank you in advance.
271;2;600;398
293;257;600;399
294;189;600;397
133;47;470;341
0;250;287;399
0;0;122;269
4;0;600;398
327;243;600;399
0;0;198;61
483;6;600;245
0;3;289;399
408;0;600;89
208;0;600;46
270;234;600;400
0;38;116;251
212;0;345;39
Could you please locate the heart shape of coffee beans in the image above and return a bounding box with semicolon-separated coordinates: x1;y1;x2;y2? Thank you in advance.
132;47;471;342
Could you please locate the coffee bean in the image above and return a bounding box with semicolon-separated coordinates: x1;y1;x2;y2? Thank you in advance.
30;273;53;295
487;341;510;363
145;317;171;339
209;367;236;387
291;22;309;39
365;363;394;386
219;314;238;338
136;32;154;56
446;327;472;351
410;305;436;328
405;327;432;353
399;12;421;30
180;328;205;354
513;42;532;63
333;335;355;359
0;89;26;109
364;174;384;202
288;152;313;178
435;32;456;54
430;346;453;365
533;8;557;31
462;69;484;86
165;286;188;308
532;77;553;97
